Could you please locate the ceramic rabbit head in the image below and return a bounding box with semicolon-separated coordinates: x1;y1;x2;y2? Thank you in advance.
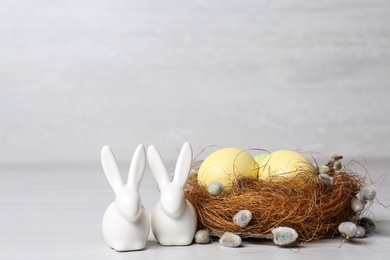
101;144;145;220
101;144;150;251
148;142;193;218
147;142;197;246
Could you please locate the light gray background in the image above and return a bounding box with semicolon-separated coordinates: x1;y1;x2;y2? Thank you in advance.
1;0;389;164
1;1;390;259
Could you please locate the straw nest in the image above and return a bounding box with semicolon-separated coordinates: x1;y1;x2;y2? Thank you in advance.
184;167;365;243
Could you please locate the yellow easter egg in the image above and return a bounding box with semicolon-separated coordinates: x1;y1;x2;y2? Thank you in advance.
198;148;259;189
258;150;317;187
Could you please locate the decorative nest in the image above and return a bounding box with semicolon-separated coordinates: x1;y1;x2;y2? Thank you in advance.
184;166;367;243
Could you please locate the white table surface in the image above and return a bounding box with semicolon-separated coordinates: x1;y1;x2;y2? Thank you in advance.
1;158;389;260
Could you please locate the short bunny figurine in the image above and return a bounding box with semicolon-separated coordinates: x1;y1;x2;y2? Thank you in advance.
101;144;150;251
147;142;197;246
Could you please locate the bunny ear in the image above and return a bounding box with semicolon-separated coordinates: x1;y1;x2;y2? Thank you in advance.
126;144;146;190
147;145;170;187
101;145;124;193
173;142;193;188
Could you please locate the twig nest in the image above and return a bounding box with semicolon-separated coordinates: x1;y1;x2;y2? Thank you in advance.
257;150;317;189
194;230;210;244
197;148;259;190
233;210;252;228
186;150;367;244
271;227;298;246
185;169;363;243
219;232;242;247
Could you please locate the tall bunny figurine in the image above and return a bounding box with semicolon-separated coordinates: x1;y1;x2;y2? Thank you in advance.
101;144;150;251
147;142;197;246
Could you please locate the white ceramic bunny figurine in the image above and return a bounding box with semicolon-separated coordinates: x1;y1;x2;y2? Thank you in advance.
101;144;150;251
147;142;198;246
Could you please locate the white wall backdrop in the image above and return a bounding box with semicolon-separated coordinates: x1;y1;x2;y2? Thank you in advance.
1;0;389;163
